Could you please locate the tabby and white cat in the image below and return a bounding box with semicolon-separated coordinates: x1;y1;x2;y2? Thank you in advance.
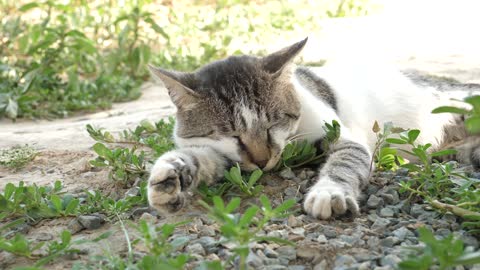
147;38;480;219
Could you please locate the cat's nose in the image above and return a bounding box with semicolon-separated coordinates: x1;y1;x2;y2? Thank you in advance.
254;159;269;169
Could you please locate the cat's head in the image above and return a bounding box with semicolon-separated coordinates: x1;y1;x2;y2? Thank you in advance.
150;38;307;171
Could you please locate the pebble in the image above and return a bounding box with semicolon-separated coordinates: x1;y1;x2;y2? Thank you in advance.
367;195;384;209
279;168;295;179
380;254;401;266
139;212;156;223
392;227;414;241
77;215;104;230
379;207;395;217
276;246;296;261
334;254;357;268
287;215;303;227
186;243;206;256
371;217;391;230
67;219;84;234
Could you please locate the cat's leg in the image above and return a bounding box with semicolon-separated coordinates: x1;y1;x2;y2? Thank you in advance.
304;139;371;219
148;146;231;214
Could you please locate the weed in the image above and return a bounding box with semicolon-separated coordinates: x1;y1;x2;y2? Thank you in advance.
224;164;264;197
90;143;147;187
371;121;407;171
0;145;37;169
0;180;80;222
432;95;480;134
199;195;295;270
274;120;341;170
398;227;480;270
384;129;480;231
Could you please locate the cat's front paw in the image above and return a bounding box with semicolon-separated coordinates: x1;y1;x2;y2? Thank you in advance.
303;180;359;219
148;157;193;214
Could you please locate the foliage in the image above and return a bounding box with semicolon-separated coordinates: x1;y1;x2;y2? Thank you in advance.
371;121;407;171
1;0;376;119
432;95;480;134
224;164;264;197
384;129;480;231
398;227;480;270
87;118;175;186
199;195;295;270
0;145;37;169
0;217;111;265
0;180;80;222
90;143;146;187
274;120;341;170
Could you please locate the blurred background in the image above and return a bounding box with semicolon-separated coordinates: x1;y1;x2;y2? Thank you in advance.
1;0;479;121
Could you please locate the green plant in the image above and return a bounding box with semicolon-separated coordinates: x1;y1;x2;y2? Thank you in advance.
0;145;37;169
274;120;341;170
89;143;147;187
432;95;480;134
224;164;264;197
199;195;295;270
398;227;480;270
371;121;407;171
385;129;480;230
0;180;80;222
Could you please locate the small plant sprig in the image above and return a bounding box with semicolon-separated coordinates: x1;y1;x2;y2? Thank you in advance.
371;121;407;171
224;164;264;197
199;195;295;270
0;180;80;222
0;218;111;266
274;120;341;170
432;95;480;134
398;227;480;270
89;142;147;187
386;129;480;230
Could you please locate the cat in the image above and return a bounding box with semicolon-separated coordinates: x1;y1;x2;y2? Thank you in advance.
147;38;480;219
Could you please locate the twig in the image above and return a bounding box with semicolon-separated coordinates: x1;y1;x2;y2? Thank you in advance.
430;200;480;218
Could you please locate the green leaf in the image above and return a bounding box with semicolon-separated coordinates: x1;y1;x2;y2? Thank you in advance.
50;194;62;212
238;206;259;227
254;236;294;246
5;98;18;119
431;106;471;114
19;2;39;11
259;195;272;212
225;197;240;213
64;198;79;215
385;138;407;144
431;149;457;157
248;169;263;188
92;143;111;158
407;129;420;143
465;95;480;112
455;251;480;265
465;116;480;134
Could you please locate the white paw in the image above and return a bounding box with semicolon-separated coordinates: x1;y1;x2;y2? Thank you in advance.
303;180;359;219
148;157;192;214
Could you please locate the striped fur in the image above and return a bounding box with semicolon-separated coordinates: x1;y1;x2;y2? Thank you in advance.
148;38;480;219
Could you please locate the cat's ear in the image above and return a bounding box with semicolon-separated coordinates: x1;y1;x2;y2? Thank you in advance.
148;65;200;109
262;37;308;75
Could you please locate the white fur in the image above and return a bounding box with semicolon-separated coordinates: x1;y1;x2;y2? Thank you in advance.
240;106;257;129
175;136;241;162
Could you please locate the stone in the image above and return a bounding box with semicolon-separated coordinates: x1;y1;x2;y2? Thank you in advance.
264;247;279;258
185;243;205;256
323;226;337;238
367;195;384;209
317;234;328;243
277;246;297;261
380;254;401;266
139;212;156;223
410;204;425;217
67;219;84;234
247;251;263;268
392;227;414;241
196;236;217;253
379;207;395;217
77;215;104;230
371;217;391;230
314;260;328;270
291;227;305;236
380;236;400;248
279;168;295;179
198;225;216;237
288;266;306;270
287;215;303;227
334;254;357;268
264;266;287;270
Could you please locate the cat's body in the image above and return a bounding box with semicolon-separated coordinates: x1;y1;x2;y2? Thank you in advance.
147;38;480;219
